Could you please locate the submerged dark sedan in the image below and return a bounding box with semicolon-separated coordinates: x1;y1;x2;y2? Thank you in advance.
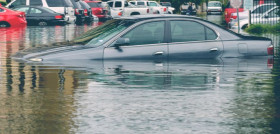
13;6;65;26
13;15;274;62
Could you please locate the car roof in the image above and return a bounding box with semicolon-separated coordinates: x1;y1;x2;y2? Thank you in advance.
116;14;201;20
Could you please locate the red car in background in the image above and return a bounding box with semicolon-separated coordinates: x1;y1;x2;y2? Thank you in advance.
224;1;244;24
84;0;109;21
0;6;27;27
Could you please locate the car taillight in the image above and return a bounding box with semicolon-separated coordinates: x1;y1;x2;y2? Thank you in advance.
147;9;149;13
267;45;274;55
75;9;79;15
163;8;166;12
267;58;274;69
232;16;237;19
118;12;122;16
84;9;88;16
55;15;64;19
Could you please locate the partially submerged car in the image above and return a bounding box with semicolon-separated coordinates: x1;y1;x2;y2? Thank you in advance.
13;15;273;63
0;6;27;27
230;6;279;29
13;6;66;26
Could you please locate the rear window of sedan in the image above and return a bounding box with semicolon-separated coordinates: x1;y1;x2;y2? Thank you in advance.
46;0;73;7
87;2;101;8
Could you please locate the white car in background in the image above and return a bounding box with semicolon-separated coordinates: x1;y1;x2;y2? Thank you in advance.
107;0;150;18
6;0;76;24
231;6;279;29
207;1;222;15
129;0;168;14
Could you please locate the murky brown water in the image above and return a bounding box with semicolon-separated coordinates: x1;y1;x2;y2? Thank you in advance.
0;17;280;134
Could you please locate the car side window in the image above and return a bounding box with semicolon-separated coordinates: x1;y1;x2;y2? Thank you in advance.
138;2;145;5
115;1;122;8
107;2;113;7
15;7;29;13
206;27;217;40
30;8;42;14
170;20;217;42
122;21;165;46
148;2;157;7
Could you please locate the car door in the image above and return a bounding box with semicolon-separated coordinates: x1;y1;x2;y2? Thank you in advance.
108;1;123;18
168;20;223;59
103;21;168;60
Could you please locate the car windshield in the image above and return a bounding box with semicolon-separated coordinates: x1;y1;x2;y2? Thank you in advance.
252;5;275;14
72;19;136;47
208;2;221;7
161;2;171;7
79;1;90;9
87;2;101;7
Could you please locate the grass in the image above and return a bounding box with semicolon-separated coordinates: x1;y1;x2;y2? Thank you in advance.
245;23;280;35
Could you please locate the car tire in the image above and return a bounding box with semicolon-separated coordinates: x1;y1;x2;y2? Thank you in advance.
38;21;48;26
0;22;10;27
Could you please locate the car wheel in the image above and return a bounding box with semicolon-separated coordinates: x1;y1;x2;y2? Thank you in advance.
0;22;10;27
38;21;48;26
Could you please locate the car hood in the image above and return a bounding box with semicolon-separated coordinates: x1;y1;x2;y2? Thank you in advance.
12;44;88;61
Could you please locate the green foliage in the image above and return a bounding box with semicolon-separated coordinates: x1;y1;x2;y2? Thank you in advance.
276;0;280;16
0;1;7;6
245;23;280;34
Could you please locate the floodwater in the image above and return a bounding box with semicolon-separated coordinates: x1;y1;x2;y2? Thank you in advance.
0;16;280;134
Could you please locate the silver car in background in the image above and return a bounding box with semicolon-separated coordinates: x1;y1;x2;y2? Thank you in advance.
231;6;279;29
13;15;274;63
207;1;222;15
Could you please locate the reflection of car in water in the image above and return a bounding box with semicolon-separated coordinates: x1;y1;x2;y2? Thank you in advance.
17;58;272;90
13;15;273;63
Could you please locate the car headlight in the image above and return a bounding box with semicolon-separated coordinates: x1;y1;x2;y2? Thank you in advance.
29;58;43;62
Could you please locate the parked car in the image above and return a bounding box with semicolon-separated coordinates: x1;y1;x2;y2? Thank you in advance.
13;15;273;63
70;0;85;24
224;1;244;23
107;0;150;18
13;6;66;26
6;0;76;24
180;2;197;15
78;1;95;23
129;0;167;14
84;0;109;21
230;3;276;21
207;1;222;15
231;6;279;29
160;2;175;14
0;6;26;27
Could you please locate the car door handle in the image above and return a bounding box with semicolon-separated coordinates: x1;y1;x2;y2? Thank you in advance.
154;51;164;56
210;48;219;52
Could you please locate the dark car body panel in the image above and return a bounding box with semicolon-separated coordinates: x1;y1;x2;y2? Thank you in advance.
13;6;65;25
